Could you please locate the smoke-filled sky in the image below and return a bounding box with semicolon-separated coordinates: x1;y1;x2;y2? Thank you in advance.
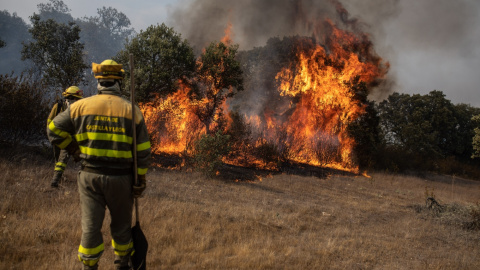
4;0;480;107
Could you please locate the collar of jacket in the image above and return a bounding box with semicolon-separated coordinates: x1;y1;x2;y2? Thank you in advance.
97;83;122;96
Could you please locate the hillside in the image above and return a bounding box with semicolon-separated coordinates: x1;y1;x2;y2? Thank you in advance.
0;152;479;269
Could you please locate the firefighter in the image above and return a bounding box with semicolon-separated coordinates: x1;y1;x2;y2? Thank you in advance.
47;59;151;270
47;86;84;188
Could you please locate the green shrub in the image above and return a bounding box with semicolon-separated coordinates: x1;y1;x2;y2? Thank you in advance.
193;131;231;176
466;203;480;230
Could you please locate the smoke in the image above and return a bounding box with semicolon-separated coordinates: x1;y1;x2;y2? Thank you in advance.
172;0;395;100
343;0;480;106
171;0;478;60
172;0;366;51
171;0;480;106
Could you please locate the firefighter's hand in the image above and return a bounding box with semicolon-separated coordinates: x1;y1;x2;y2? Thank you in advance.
133;175;146;198
65;140;81;162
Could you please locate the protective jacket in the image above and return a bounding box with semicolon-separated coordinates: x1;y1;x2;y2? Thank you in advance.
47;86;151;175
47;100;66;127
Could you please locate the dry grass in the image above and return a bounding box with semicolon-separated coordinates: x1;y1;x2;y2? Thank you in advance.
1;154;480;270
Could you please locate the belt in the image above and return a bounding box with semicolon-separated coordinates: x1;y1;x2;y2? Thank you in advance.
81;166;132;176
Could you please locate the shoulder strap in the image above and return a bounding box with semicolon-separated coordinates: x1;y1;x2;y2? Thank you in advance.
56;99;64;116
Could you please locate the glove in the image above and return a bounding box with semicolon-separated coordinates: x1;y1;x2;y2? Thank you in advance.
65;140;81;162
133;175;146;198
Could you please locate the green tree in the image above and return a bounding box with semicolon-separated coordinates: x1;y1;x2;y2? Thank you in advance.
192;41;243;134
452;104;480;160
0;11;31;74
378;91;458;158
21;14;88;92
76;7;134;95
37;0;74;23
115;23;195;102
78;6;134;62
93;7;133;38
472;114;480;158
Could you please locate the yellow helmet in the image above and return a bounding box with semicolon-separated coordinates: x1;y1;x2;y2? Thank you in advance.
92;59;125;80
62;86;84;99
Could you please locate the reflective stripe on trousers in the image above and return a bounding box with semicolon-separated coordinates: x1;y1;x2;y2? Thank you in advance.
112;239;134;256
78;243;104;266
54;149;70;172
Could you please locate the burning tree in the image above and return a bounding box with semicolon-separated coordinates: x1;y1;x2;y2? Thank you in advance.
230;20;388;172
191;41;243;134
141;41;243;157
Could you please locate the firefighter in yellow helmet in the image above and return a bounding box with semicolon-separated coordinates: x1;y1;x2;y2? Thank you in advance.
47;86;84;188
47;59;151;270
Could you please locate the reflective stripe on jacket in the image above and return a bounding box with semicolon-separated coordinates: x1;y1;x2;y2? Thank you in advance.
47;89;151;175
47;101;65;127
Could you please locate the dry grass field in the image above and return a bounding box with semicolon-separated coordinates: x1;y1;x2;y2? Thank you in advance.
1;150;480;270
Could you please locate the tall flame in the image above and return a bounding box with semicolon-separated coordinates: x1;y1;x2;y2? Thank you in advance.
141;81;204;155
263;21;385;172
221;21;233;45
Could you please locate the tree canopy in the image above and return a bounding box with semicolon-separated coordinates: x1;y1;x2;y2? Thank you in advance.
377;91;456;158
36;0;73;23
115;23;196;102
376;90;480;174
192;41;244;134
21;14;88;92
0;11;31;74
472;114;480;158
78;6;134;62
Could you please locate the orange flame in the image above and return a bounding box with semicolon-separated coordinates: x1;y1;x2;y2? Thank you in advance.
141;81;204;156
241;21;386;173
221;21;233;45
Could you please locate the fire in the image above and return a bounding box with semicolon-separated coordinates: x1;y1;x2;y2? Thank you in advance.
141;17;387;174
267;22;384;172
221;21;233;45
141;81;204;156
221;9;233;45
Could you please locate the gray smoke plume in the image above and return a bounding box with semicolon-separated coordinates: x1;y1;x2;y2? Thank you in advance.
171;0;396;100
171;0;480;106
172;0;374;51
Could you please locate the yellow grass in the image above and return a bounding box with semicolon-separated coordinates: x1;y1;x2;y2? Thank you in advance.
1;156;480;269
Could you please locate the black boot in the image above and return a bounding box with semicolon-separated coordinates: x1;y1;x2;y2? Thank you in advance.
50;171;63;188
83;263;98;270
114;255;131;270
